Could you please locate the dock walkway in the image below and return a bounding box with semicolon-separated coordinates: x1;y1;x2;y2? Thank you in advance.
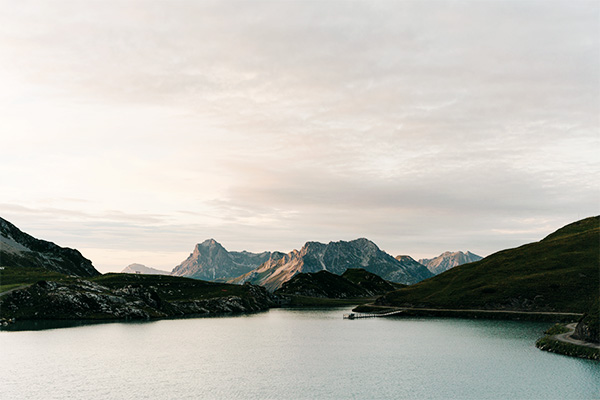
343;310;404;319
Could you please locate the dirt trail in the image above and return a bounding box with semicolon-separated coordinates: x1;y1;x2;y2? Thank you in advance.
0;284;31;298
553;323;600;350
360;304;583;318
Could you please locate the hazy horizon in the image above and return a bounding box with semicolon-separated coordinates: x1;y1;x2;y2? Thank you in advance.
1;1;598;273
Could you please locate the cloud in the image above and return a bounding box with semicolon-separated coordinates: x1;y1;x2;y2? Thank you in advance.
0;1;597;271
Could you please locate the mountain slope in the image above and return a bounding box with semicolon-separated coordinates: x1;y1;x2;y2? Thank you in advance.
274;270;370;299
377;216;599;313
395;255;430;275
341;268;405;294
0;217;99;277
231;238;433;291
418;251;482;275
121;263;171;275
171;239;272;281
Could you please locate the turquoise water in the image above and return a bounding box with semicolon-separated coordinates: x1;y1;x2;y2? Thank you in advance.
1;308;598;399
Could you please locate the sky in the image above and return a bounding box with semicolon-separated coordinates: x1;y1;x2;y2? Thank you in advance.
1;0;598;273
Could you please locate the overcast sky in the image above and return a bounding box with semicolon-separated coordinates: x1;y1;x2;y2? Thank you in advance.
1;0;598;273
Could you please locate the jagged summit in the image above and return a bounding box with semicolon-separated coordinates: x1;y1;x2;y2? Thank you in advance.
0;216;99;277
171;239;272;281
199;238;219;247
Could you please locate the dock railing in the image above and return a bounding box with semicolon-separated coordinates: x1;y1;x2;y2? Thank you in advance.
343;310;404;319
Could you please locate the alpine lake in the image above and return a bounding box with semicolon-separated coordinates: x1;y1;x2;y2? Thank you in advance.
1;307;598;399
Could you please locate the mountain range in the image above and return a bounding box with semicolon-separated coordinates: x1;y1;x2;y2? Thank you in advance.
229;238;433;291
0;217;99;277
418;251;482;275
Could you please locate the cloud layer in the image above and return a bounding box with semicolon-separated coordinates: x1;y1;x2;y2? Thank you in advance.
1;1;598;272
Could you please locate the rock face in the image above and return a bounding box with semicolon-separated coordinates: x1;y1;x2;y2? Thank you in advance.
275;268;401;299
121;263;171;276
0;217;99;277
171;239;272;281
0;277;274;323
573;298;599;343
231;238;433;291
418;251;482;275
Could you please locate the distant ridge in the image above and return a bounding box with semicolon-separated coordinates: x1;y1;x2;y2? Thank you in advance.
121;263;171;275
230;238;433;291
418;251;482;275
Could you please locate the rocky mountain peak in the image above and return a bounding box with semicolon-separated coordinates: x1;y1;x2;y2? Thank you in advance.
0;216;100;277
172;240;272;281
195;238;224;251
418;250;482;275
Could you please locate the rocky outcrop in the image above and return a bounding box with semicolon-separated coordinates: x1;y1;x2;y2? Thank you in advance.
418;251;482;275
573;299;599;343
0;277;274;323
171;239;272;281
0;217;99;277
232;239;434;291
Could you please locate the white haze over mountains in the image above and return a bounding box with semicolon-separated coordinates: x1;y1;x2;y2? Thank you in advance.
1;1;598;273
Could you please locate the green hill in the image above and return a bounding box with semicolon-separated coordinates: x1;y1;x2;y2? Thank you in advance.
275;270;369;298
376;216;599;313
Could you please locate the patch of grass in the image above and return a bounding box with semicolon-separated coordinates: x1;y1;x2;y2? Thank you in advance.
543;323;570;336
91;273;254;301
536;337;600;360
0;265;73;293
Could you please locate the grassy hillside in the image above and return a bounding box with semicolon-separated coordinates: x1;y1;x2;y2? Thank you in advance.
377;216;599;313
91;273;257;302
0;265;72;293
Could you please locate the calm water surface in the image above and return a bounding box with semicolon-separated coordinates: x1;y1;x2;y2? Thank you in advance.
1;308;598;399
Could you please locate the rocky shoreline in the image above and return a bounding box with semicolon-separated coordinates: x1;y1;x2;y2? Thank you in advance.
0;278;275;328
536;323;600;361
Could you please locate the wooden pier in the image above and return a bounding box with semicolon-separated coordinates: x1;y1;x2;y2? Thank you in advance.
343;310;404;319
